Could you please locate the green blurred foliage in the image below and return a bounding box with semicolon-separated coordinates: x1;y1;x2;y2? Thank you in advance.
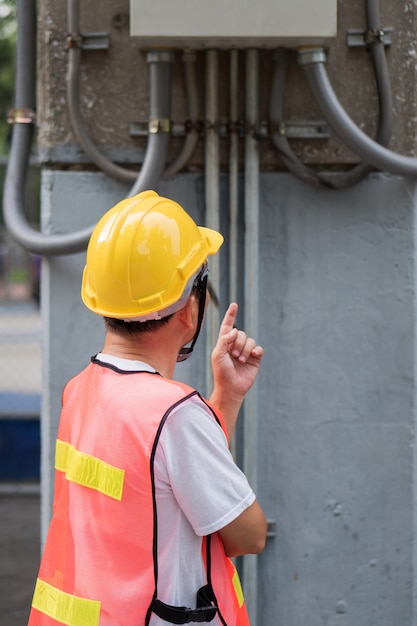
0;0;17;156
0;1;39;228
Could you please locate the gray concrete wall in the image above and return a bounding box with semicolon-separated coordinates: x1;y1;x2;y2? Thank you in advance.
41;170;417;625
256;173;416;625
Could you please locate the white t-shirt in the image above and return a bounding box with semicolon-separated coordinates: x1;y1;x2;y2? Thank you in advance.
96;354;255;626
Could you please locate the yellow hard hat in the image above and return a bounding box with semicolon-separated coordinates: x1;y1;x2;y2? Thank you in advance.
81;190;223;320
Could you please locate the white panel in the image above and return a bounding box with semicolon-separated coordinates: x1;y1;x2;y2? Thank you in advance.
129;0;337;48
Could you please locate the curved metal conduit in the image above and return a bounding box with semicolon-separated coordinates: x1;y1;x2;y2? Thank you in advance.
67;0;137;184
299;47;417;178
3;0;198;255
126;50;173;197
68;0;199;184
68;0;173;198
3;0;96;255
270;0;394;188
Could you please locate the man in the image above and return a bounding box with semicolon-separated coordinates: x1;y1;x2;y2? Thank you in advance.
29;190;266;626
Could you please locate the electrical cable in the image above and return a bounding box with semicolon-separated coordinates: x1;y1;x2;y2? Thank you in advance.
163;51;200;177
300;48;417;177
67;0;174;195
3;0;174;255
242;47;260;626
204;49;220;395
66;0;137;183
3;0;94;255
127;51;173;196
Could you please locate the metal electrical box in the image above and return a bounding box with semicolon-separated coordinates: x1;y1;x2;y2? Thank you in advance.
129;0;337;49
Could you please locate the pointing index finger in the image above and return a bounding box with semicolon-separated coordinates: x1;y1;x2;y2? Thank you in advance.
219;302;238;336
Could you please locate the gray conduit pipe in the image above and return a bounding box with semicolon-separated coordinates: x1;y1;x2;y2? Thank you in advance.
163;51;200;178
299;47;417;178
3;0;174;256
127;50;173;196
205;49;220;394
68;0;174;195
3;0;94;255
366;0;381;36
243;48;260;626
229;49;239;305
228;49;239;460
67;0;136;183
271;0;394;189
270;49;329;188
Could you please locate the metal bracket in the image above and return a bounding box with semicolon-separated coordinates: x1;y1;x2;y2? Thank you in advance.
81;32;110;51
7;108;36;125
146;50;175;63
148;118;171;134
272;120;330;140
266;520;276;538
129;120;329;141
347;27;393;48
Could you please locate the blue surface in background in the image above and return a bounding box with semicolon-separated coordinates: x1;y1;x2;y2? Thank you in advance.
0;393;41;480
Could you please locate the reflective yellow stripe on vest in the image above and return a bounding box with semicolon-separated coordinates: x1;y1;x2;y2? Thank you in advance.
32;578;101;626
55;440;125;501
232;567;244;608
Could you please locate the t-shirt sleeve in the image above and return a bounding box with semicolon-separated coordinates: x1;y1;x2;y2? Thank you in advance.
155;395;255;536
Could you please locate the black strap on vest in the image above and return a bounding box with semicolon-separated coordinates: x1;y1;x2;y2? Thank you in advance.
151;584;217;623
149;535;220;623
146;395;222;625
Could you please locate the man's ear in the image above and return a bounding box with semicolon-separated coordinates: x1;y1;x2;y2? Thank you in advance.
176;296;196;329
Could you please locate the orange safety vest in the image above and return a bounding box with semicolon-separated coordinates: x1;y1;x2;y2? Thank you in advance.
29;359;250;626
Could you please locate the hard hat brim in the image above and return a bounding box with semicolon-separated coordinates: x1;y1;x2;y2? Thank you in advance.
198;226;224;255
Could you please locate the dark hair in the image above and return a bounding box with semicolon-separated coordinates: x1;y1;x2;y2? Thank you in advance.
103;314;173;337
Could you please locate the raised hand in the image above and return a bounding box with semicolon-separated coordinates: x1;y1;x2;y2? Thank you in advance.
210;303;264;440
